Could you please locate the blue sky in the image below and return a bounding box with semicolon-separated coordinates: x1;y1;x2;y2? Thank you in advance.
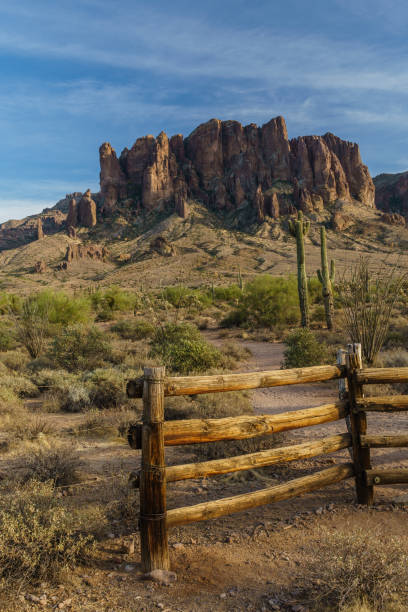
0;0;407;222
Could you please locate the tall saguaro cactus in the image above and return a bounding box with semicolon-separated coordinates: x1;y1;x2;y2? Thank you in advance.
317;226;335;330
289;211;310;327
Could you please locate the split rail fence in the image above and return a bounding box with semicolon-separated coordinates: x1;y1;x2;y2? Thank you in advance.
127;343;408;572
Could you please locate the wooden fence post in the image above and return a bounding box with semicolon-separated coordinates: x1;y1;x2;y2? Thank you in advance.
140;366;170;572
345;343;373;505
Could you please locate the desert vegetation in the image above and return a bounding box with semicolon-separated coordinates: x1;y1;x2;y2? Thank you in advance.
0;263;404;610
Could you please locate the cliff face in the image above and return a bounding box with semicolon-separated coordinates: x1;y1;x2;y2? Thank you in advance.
99;116;375;217
374;171;408;218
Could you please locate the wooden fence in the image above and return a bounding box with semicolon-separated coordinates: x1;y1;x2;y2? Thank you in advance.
126;343;408;572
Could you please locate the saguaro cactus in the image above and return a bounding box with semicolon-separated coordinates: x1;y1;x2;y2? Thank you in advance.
289;211;310;327
317;226;335;330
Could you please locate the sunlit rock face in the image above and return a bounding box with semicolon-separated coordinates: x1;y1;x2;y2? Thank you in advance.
99;115;375;217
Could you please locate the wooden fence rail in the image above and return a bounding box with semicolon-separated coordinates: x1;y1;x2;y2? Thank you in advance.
127;352;407;573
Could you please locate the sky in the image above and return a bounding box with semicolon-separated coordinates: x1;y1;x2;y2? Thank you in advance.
0;0;408;222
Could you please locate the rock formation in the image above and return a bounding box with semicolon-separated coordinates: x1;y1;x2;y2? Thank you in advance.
65;243;108;264
66;198;78;228
34;260;47;273
380;212;406;227
36;218;44;240
99;115;375;219
78;190;97;227
0;210;65;250
150;236;175;257
374;171;408;218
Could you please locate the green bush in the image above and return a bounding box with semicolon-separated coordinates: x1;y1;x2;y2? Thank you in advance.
110;319;155;340
31;290;91;327
150;323;224;374
221;275;301;328
0;322;16;352
91;286;137;315
0;292;22;315
0;480;94;587
161;286;211;310
281;328;329;369
14;297;50;358
212;284;243;303
50;326;113;372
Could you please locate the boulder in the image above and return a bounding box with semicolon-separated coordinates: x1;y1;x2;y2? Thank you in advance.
34;260;47;273
332;212;354;231
380;212;406;226
150;236;175;256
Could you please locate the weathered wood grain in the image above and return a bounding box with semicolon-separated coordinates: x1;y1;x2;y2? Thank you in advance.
162;402;347;446
360;434;408;448
165;433;352;482
127;365;345;398
365;469;408;485
166;463;354;527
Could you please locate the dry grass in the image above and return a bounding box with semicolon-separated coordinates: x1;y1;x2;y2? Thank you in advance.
297;528;408;611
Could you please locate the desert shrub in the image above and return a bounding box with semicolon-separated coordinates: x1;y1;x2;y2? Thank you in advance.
62;383;92;412
220;341;251;365
221;275;300;329
337;258;406;365
380;348;408;368
0;385;22;414
91;286;137;315
50;326;113;372
0;480;94;587
0;373;38;397
110;319;155;340
0;349;30;372
161;286;211;310
0;292;22;315
32;369;91;412
281;328;329;369
213;284;243;303
22;442;81;486
150;323;224;374
77;408;137;438
0;322;16;352
30;290;92;327
85;368;128;409
13;297;50;358
298;528;408;611
11;415;54;441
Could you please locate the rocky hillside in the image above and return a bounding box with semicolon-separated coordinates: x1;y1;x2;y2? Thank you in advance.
374;171;408;220
99;116;375;219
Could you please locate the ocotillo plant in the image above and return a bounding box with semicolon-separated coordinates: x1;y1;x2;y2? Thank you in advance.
288;210;310;327
317;226;335;330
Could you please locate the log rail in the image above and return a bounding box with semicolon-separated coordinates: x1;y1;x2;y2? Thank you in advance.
128;357;407;574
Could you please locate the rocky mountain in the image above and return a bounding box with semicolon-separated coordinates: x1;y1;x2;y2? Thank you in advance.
0;115;378;254
99;116;375;219
374;171;408;219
